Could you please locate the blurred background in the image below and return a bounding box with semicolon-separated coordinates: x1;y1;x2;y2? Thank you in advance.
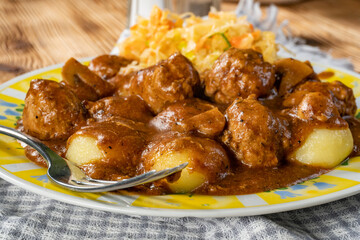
0;0;359;85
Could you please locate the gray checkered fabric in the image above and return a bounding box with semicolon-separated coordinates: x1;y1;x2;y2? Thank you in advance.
1;179;359;240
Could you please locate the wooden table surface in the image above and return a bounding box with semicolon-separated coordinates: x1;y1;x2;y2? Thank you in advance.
0;0;359;85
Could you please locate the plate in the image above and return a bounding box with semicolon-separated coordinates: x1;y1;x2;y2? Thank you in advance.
1;59;360;218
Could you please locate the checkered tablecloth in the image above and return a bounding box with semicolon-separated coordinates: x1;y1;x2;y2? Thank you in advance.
1;179;359;239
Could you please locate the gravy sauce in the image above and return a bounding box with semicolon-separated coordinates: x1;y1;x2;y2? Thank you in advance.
19;53;359;196
21;100;357;196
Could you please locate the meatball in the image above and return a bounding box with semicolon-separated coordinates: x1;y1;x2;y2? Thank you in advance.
150;98;225;138
222;96;290;168
290;81;357;116
85;95;153;123
204;48;275;105
22;79;85;140
114;52;200;114
88;55;132;80
62;58;114;101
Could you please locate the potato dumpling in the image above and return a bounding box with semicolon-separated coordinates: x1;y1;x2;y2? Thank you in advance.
66;120;147;180
66;136;104;166
142;135;229;193
290;128;353;168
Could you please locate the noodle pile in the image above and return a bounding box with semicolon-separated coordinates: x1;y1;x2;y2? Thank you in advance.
117;6;277;74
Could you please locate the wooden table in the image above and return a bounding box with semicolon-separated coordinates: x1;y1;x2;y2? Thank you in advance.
0;0;359;85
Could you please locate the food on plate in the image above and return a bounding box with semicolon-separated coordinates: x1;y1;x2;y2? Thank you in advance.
274;58;316;96
289;128;353;168
149;98;225;138
114;52;200;114
17;7;360;195
22;79;86;140
19;50;358;195
117;7;276;74
62;58;114;101
282;83;355;168
66;119;148;180
204;48;275;104
84;95;153;123
221;95;290;168
88;55;132;80
289;80;357;116
142;134;230;193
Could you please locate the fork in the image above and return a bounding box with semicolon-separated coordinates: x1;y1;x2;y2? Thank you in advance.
235;0;278;32
0;125;187;193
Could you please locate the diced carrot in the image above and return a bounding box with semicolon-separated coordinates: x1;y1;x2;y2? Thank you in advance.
249;24;254;31
230;33;255;49
130;24;138;31
251;30;261;40
208;12;220;19
230;35;246;48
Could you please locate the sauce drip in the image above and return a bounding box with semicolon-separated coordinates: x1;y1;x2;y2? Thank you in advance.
344;116;360;157
318;71;335;80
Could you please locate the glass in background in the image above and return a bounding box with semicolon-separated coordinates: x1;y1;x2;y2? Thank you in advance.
127;0;221;27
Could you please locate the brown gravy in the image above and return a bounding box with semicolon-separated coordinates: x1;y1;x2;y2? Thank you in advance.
317;71;335;80
21;105;360;196
19;52;360;196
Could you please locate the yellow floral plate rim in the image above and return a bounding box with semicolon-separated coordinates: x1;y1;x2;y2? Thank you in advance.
0;58;360;218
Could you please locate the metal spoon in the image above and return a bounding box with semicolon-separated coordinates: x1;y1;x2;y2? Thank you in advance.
0;125;187;193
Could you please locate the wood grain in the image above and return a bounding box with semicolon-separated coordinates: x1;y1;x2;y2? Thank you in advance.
276;0;360;72
0;0;359;85
0;0;127;83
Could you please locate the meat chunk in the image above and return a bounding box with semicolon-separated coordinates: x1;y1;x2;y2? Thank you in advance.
204;48;275;105
62;58;114;101
283;91;341;122
88;55;132;80
149;98;225;138
294;92;340;121
222;96;290;168
114;52;200;114
85;95;153;123
285;81;356;116
22;79;85;140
